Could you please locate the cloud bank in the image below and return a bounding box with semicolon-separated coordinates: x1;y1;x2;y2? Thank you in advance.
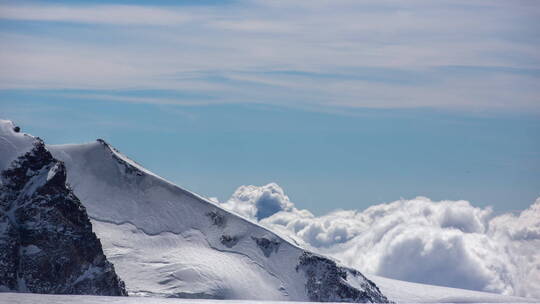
220;183;540;299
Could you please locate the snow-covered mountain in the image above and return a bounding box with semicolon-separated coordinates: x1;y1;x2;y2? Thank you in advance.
47;139;388;302
0;121;126;295
0;119;389;302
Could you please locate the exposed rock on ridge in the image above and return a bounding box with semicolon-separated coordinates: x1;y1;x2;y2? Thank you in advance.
0;140;126;296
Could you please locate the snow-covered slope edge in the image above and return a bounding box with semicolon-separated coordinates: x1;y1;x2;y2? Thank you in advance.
0;120;34;173
0;120;126;295
48;139;389;302
369;275;537;303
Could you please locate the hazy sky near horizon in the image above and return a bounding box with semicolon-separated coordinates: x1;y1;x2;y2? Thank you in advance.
0;0;539;214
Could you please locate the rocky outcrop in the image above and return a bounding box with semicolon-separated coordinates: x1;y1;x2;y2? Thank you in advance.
0;140;126;296
296;252;390;303
252;236;281;257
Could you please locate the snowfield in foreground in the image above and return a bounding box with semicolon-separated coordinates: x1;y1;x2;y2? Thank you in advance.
1;288;537;304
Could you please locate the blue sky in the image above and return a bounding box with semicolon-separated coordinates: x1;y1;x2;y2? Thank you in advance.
1;0;539;214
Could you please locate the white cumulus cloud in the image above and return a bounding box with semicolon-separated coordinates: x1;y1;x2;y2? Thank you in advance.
220;184;540;299
220;183;294;220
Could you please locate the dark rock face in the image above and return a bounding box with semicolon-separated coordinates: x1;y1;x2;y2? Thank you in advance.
0;140;127;296
296;252;391;303
206;210;226;227
220;235;238;248
252;237;280;257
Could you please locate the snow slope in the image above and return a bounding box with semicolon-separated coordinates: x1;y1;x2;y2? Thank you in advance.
47;139;387;302
48;140;303;299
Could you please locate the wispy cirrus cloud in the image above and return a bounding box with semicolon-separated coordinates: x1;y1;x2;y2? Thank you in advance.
0;0;539;111
0;4;192;25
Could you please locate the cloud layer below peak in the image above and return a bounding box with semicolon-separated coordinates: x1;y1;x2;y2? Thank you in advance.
219;183;540;299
